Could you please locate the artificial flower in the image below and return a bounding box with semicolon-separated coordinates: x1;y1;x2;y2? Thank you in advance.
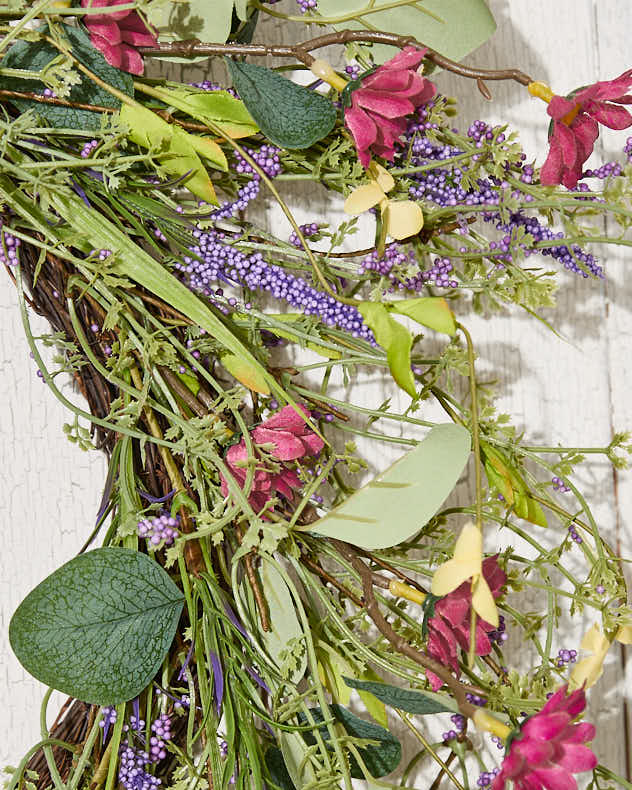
426;555;506;691
343;162;424;240
220;405;323;512
431;522;500;628
81;0;158;76
529;70;632;188
490;685;597;790
568;623;611;691
341;46;436;168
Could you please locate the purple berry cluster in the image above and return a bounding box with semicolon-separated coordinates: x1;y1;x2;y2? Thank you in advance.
211;146;283;220
359;244;458;292
568;523;583;545
42;88;56;98
625;137;632;162
552;475;570;493
81;139;98;159
289;222;321;248
100;705;117;741
488;614;508;646
442;713;466;741
556;648;578;668
296;0;317;11
465;693;487;707
149;714;172;761
0;224;20;267
584;162;623;179
477;768;501;787
490;735;504;750
344;64;361;81
137;513;180;547
190;81;238;99
176;227;375;342
118;743;160;790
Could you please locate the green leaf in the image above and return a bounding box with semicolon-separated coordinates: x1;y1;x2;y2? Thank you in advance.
221;352;271;394
343;677;457;715
264;748;295;790
388;297;456;336
258;560;307;684
142;85;258;139
49;192;277;396
120;103;222;203
9;548;183;705
315;0;496;64
226;59;337;149
358;302;415;397
149;0;235;56
305;705;401;778
302;423;471;549
278;731;317;789
3;25;133;130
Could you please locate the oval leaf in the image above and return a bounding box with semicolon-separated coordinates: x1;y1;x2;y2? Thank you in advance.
302;423;471;549
344;677;458;715
226;59;337;149
9;547;184;705
358;302;415;397
221;352;271;394
389;297;456;336
149;0;235;56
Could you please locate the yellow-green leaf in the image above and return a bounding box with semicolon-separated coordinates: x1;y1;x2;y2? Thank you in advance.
221;353;270;394
388;297;456;336
358;302;415;397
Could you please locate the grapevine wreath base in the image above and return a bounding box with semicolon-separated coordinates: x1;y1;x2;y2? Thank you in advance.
4;2;632;789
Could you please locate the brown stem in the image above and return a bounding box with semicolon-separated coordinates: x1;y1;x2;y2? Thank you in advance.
138;31;534;87
429;751;457;790
300;554;364;607
332;539;477;719
158;365;209;418
236;525;271;632
356;548;429;596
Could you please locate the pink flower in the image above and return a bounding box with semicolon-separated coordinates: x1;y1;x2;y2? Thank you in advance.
539;70;632;188
81;0;158;76
426;556;506;691
343;46;436;168
492;685;597;790
220;405;324;513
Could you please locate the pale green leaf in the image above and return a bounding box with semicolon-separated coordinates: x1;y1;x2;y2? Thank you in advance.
150;0;235;59
316;0;496;64
358;302;415;397
388;297;456;336
9;548;183;705
279;731;317;789
301;424;471;549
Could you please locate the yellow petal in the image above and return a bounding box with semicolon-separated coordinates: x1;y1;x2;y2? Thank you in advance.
385;200;424;240
580;623;610;653
344;182;385;215
616;625;632;644
370;163;395;193
472;576;499;628
569;624;611;691
431;557;481;596
453;522;484;567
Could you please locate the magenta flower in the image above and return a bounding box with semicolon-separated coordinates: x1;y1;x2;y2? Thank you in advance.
343;46;436;168
220;405;324;513
492;685;597;790
426;556;506;691
81;0;158;76
536;70;632;188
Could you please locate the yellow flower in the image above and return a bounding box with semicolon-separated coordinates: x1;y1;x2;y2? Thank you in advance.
431;522;499;627
343;163;423;241
569;623;611;690
616;624;632;644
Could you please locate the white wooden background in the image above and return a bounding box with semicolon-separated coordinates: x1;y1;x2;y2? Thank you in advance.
3;0;632;783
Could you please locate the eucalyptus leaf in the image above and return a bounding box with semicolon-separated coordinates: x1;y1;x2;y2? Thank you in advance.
9;548;183;705
302;423;471;549
315;0;496;64
358;302;415;397
149;0;235;60
388;297;456;336
344;677;457;714
259;560;307;684
2;25;133;130
226;60;337;149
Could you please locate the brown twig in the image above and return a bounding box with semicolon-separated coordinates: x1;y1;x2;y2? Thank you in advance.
236;525;271;632
332;539;477;719
300;553;364;606
138;31;534;88
158;365;209;418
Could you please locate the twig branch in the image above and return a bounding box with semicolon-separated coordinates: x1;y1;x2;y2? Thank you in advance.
138;31;534;88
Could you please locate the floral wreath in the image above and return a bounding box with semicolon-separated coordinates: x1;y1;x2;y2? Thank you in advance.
2;1;632;789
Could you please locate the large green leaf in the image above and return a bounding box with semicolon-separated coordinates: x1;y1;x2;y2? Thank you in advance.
49;191;277;395
344;677;457;714
2;25;133;130
316;0;496;64
226;60;337;149
9;548;183;705
302;423;471;549
149;0;235;56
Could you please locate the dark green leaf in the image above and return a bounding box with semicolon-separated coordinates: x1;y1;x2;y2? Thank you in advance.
3;25;133;130
226;59;337;149
343;677;457;715
304;705;401;778
9;547;184;705
265;748;296;790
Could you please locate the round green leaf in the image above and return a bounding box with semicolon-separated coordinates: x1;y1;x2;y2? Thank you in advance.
302;423;471;549
226;60;337;149
9;547;184;705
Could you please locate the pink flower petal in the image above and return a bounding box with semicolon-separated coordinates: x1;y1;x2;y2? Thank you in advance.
279;468;301;489
344;105;377;166
117;44;145;75
516;739;554;765
355;89;416;119
86;20;122;44
425;669;444;691
522;712;570;740
557;744;598;772
261;404;310;432
585;99;632;129
531;766;577;790
273;474;295;500
555;122;578;167
300;432;325;456
251;426;306;460
381;45;427;72
89;33;123;68
364;70;414;93
540;135;564;186
547;95;578;121
564;722;596;743
482;555;507;596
